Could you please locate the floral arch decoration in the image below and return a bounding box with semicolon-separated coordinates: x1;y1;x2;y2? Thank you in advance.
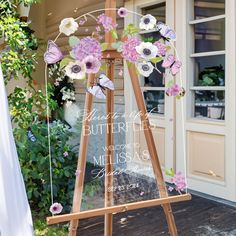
44;7;187;215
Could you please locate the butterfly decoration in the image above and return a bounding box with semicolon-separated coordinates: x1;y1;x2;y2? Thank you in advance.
87;74;114;99
27;128;37;143
162;54;182;76
157;22;176;41
44;40;64;64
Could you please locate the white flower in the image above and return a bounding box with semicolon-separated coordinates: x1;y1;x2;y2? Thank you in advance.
59;18;78;36
137;61;154;77
49;202;63;215
136;42;158;60
65;61;86;80
139;14;157;30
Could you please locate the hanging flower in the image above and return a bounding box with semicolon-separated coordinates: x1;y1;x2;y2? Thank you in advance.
72;37;102;61
49;202;63;215
122;36;141;62
118;7;128;18
166;84;182;97
97;13;117;32
154;41;167;56
83;55;101;74
139;14;157;30
170;172;187;192
59;18;78;36
136;42;158;60
137;61;154;77
65;61;86;80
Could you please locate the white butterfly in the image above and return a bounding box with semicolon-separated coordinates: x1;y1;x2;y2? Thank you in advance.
157;22;176;41
87;74;114;99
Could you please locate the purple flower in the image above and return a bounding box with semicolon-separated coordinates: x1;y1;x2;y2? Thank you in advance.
54;81;60;86
63;151;69;157
118;7;128;18
97;13;117;32
154;41;167;56
170;172;187;192
122;36;141;63
72;37;102;61
75;169;81;176
166;84;181;97
83;55;101;74
79;19;86;25
49;202;63;214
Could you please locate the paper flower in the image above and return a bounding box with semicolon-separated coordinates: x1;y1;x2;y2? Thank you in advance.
170;172;187;192
49;202;63;215
63;151;69;157
139;14;157;30
136;42;158;60
154;41;167;56
122;36;141;62
137;61;154;77
83;55;101;74
72;37;102;61
118;7;128;18
59;18;78;36
166;84;182;97
97;13;117;32
65;61;86;80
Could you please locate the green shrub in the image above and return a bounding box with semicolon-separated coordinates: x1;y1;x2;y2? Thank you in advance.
15;120;79;216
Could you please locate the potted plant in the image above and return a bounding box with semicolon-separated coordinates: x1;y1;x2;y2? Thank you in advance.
15;0;41;19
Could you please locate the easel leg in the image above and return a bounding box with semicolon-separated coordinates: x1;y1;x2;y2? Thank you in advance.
69;74;96;236
104;60;114;236
128;64;178;236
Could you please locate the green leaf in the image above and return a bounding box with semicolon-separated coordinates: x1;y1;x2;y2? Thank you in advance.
123;24;140;36
111;29;118;39
111;41;123;52
165;168;175;177
59;57;73;69
101;42;109;51
150;57;163;64
69;36;80;47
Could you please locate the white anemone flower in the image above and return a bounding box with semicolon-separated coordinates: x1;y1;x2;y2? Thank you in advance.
65;61;86;80
59;18;78;36
137;61;154;77
139;14;157;30
136;42;158;60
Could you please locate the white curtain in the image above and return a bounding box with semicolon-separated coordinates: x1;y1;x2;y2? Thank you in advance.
0;64;34;236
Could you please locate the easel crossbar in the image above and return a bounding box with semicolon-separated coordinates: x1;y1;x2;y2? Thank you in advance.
47;193;191;225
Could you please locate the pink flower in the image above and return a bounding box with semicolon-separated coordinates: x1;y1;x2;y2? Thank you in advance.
168;186;174;192
83;55;101;74
97;13;117;32
122;37;141;63
72;37;102;61
170;172;187;192
75;169;81;176
118;7;128;18
63;151;68;157
49;202;63;214
79;19;86;25
154;41;167;56
166;84;181;97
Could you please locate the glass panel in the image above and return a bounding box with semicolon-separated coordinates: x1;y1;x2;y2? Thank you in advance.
142;2;166;23
143;90;165;114
194;90;225;120
194;19;225;53
193;55;225;86
194;0;225;19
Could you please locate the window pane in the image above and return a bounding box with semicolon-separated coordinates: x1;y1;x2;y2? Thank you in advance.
142;3;166;23
194;19;225;53
193;55;225;86
143;90;165;114
194;0;225;19
194;90;225;120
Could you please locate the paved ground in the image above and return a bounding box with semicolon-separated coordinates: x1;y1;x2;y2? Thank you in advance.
77;194;236;236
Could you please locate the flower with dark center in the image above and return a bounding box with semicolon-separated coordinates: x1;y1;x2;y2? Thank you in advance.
83;55;101;74
118;7;128;17
140;14;157;30
143;48;151;56
71;65;81;73
65;61;86;80
136;42;158;60
137;61;154;77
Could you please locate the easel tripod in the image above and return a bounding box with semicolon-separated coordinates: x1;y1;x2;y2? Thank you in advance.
46;1;191;235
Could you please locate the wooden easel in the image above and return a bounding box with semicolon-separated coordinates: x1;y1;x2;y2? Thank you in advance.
46;1;191;235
